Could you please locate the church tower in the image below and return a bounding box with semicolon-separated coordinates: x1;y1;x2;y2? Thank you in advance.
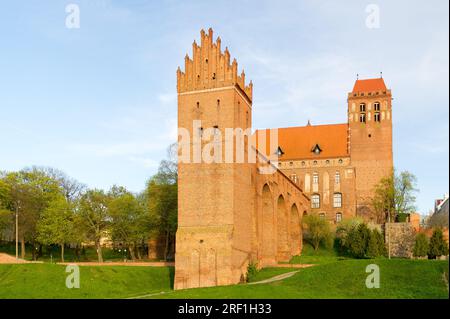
348;77;393;221
175;28;254;289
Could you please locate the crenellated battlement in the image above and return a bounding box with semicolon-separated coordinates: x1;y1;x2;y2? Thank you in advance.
177;28;253;101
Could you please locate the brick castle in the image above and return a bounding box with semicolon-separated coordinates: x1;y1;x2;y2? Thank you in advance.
174;29;393;289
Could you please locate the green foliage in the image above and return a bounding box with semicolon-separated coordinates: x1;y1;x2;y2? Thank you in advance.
77;189;111;262
372;170;418;223
36;195;76;261
302;214;333;251
397;213;408;222
108;188;150;260
413;233;429;257
339;223;385;259
428;228;449;259
373;228;387;256
145;147;178;261
367;229;385;258
322;231;335;251
246;261;259;283
0;148;177;263
335;217;363;252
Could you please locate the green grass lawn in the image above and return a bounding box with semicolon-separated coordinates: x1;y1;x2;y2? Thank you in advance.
0;259;447;299
288;243;347;265
0;242;448;299
153;259;448;299
247;267;297;283
0;264;174;299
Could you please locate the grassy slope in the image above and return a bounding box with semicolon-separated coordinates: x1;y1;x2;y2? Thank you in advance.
0;264;174;299
288;243;346;265
0;242;448;299
247;267;297;283
0;259;447;299
154;259;448;299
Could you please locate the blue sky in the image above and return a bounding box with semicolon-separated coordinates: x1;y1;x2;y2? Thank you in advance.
0;0;448;214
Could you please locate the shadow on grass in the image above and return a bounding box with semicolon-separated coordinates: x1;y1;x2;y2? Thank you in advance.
169;266;175;289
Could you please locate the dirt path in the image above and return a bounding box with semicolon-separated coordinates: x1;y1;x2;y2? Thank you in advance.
0;253;29;264
128;264;314;299
248;270;300;285
275;264;315;269
58;261;174;267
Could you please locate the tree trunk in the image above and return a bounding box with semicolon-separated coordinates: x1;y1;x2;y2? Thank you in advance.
75;244;80;261
129;244;136;261
37;244;42;259
61;243;65;263
96;241;103;263
136;245;142;260
32;241;37;261
164;230;170;261
20;236;25;259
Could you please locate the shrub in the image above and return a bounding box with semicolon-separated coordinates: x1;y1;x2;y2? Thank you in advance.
345;224;368;258
367;229;386;258
339;223;383;259
366;232;379;258
413;233;429;258
335;217;363;253
374;228;387;256
302;214;333;251
322;231;335;251
246;261;259;283
428;228;449;259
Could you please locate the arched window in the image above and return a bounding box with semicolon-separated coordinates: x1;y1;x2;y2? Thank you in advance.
336;212;342;223
311;194;320;209
359;113;366;123
333;193;342;208
290;174;298;184
374;112;381;122
312;172;319;184
374;102;380;111
335;171;340;184
360;103;366;112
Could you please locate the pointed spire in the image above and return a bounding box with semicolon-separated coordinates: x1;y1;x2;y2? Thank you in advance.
307;120;311;126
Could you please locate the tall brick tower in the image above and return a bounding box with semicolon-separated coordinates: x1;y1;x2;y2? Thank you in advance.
348;77;393;221
174;28;254;290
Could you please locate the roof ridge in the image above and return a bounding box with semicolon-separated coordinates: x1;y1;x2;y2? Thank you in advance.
255;123;347;131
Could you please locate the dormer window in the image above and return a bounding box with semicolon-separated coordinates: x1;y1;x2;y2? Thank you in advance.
275;146;284;157
311;144;322;155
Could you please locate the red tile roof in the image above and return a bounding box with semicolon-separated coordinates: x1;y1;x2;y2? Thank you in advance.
256;123;349;160
352;78;387;93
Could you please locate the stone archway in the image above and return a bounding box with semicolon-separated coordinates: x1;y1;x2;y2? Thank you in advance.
261;184;276;265
290;204;301;256
277;195;290;262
